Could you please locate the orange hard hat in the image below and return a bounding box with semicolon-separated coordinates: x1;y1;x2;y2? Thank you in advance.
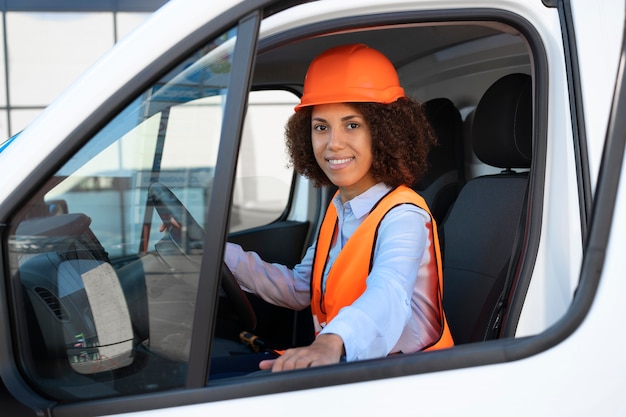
294;44;405;111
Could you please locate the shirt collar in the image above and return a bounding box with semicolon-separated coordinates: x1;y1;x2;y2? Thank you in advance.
332;183;392;220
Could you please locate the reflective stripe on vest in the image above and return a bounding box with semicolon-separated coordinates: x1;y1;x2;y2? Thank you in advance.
310;185;454;352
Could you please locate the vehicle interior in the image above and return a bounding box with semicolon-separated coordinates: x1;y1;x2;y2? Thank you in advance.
4;4;539;402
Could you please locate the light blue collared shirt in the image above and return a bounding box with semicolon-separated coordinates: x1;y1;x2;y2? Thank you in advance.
225;183;441;361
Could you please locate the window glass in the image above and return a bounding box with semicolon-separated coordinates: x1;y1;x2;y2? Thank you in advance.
6;27;237;401
231;90;299;232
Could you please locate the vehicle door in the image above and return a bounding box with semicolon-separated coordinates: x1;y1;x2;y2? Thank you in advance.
1;0;625;416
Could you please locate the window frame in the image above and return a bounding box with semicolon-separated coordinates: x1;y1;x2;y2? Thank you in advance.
185;9;262;388
59;7;552;414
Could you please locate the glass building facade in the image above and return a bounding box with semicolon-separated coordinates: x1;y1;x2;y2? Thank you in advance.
0;0;167;139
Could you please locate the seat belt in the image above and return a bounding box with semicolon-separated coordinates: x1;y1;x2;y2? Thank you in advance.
484;178;529;341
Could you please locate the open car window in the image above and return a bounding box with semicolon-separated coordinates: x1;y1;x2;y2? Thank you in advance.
4;6;545;402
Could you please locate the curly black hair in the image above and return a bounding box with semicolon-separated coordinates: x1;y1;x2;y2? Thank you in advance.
285;97;437;188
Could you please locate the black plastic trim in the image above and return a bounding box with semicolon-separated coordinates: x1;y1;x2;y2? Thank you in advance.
559;0;592;245
501;31;549;337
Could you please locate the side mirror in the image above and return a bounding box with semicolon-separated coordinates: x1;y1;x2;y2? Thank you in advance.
46;199;68;216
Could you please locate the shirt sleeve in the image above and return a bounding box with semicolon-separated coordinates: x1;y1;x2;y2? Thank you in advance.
224;241;313;311
319;204;431;361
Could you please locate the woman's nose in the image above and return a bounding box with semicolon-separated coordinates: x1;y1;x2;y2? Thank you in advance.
327;129;344;149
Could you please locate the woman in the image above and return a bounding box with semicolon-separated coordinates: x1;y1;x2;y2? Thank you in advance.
225;44;453;372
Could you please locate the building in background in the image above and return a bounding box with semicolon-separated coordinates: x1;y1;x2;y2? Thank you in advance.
0;0;168;140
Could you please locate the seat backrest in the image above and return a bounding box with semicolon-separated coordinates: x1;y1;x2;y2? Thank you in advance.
442;73;532;344
413;97;464;223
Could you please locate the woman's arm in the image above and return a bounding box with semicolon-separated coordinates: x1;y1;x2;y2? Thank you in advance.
224;242;314;310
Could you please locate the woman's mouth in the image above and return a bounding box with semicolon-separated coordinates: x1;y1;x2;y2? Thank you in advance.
327;157;354;168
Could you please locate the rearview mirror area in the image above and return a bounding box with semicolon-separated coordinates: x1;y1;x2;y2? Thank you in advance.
45;200;68;216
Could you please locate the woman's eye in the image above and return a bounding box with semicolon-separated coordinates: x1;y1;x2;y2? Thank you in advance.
313;124;327;131
347;122;359;129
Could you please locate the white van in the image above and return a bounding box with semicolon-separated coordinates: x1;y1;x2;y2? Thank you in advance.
1;0;626;415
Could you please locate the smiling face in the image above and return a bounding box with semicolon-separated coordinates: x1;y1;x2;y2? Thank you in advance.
311;103;376;203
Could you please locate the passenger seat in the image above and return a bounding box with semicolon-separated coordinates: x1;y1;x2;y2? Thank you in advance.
442;73;532;344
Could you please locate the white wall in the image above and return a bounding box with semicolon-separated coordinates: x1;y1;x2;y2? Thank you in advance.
0;10;155;140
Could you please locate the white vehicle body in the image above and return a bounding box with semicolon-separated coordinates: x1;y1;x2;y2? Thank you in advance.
1;0;625;415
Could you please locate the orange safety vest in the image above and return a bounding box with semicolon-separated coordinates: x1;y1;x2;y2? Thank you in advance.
310;185;454;352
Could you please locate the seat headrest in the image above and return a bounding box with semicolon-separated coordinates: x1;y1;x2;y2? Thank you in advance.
472;73;532;169
420;97;463;185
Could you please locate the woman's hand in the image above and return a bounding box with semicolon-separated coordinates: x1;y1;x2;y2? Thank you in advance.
159;216;181;232
259;333;344;372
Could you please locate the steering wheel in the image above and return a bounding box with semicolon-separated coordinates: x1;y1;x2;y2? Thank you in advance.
147;182;256;330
